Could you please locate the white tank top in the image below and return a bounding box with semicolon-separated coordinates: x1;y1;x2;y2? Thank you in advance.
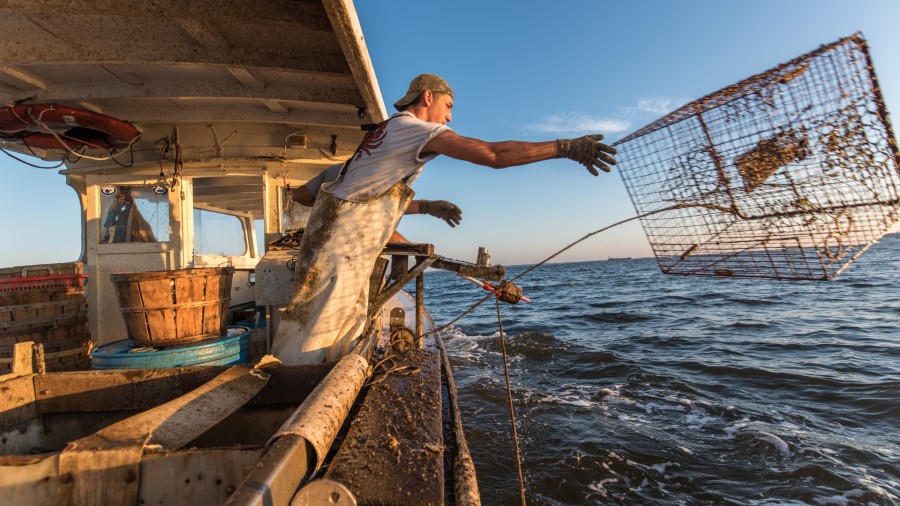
329;111;451;201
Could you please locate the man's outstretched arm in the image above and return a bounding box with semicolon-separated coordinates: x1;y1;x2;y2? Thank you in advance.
424;131;617;175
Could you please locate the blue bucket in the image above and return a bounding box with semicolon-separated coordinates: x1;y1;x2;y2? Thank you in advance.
91;327;250;370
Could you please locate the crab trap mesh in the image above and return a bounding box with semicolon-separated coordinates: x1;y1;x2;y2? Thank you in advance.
615;34;900;281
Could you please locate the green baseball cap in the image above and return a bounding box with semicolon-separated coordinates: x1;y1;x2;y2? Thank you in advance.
393;74;453;111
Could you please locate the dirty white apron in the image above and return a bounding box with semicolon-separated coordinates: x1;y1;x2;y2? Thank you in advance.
272;177;414;365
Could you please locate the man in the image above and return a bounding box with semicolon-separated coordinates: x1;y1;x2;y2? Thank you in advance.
293;163;463;239
272;74;616;365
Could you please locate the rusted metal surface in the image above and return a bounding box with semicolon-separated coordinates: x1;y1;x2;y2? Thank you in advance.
615;34;900;280
227;329;378;506
223;436;312;506
324;339;445;505
291;478;357;505
271;352;369;469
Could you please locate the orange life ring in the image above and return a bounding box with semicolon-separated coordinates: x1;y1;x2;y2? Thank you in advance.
0;103;140;151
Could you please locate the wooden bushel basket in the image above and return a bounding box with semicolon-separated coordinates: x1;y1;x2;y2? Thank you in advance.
111;267;234;346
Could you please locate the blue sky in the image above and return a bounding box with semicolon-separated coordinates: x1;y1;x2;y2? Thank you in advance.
2;0;900;267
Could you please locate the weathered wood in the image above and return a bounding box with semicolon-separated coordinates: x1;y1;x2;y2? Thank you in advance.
33;365;332;414
0;298;84;323
0;447;263;506
367;257;389;310
383;242;435;255
112;268;233;345
0;373;37;429
387;254;408;288
437;334;481;505
115;279;149;341
53;360;275;505
56;435;146;506
430;257;506;282
145;278;177;339
11;342;33;375
0;343;90;366
92;361;275;450
203;273;223;335
370;256;436;317
175;276;201;338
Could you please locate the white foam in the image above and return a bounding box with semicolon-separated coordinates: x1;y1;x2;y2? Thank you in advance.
813;488;866;505
587;478;618;496
649;461;679;473
538;394;593;408
724;421;750;437
685;412;718;427
753;431;791;457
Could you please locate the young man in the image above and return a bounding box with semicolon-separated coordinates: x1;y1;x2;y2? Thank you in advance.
273;74;616;365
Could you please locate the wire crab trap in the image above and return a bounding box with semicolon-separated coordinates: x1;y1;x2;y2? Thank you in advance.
615;34;900;281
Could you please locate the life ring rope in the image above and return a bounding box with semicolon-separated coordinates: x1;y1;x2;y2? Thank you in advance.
0;103;141;161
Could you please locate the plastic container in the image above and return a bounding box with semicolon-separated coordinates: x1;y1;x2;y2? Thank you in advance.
90;327;250;370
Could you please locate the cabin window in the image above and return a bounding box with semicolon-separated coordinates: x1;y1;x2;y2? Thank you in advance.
193;208;247;257
98;185;169;243
255;219;265;255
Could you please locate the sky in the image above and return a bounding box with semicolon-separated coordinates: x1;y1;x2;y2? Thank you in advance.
2;0;900;268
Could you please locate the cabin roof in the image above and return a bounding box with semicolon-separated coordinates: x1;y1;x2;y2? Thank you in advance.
0;0;385;216
0;0;386;147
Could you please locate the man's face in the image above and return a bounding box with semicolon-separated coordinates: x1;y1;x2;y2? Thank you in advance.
425;91;453;125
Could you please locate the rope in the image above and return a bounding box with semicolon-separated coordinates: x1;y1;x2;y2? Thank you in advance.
13;105;141;162
418;204;685;503
0;146;64;169
496;297;527;505
422;205;682;339
510;205;682;283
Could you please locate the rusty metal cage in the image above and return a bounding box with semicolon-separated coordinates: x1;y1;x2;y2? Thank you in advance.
615;34;900;280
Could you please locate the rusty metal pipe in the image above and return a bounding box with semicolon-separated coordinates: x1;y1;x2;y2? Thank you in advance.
225;325;377;506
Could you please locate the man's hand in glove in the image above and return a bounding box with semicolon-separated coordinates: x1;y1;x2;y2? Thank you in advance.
416;200;463;227
557;134;618;176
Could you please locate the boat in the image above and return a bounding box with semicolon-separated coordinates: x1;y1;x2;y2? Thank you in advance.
0;1;499;503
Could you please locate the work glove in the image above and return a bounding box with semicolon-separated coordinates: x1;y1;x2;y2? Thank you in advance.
418;200;463;227
557;134;618;176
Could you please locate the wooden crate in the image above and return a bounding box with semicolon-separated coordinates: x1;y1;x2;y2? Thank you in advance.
0;262;83;280
0;280;89;374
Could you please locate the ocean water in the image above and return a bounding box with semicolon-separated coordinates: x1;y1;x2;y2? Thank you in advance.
423;236;900;505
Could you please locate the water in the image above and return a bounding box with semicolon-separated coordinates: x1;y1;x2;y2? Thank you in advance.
422;237;900;505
